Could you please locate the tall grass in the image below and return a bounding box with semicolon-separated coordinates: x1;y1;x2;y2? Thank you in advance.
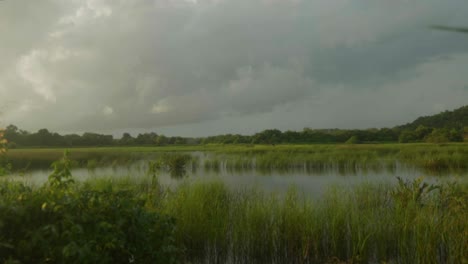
161;179;467;263
207;144;468;175
1;171;466;263
6;143;468;174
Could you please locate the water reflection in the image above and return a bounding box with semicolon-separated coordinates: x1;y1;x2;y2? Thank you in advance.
5;160;465;199
4;151;467;197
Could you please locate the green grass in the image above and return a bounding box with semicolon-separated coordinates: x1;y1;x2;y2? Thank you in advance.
160;179;467;263
1;167;466;263
2;143;467;262
207;143;468;174
5;143;468;174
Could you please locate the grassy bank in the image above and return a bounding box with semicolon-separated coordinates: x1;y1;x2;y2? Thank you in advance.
1;162;466;263
4;143;468;174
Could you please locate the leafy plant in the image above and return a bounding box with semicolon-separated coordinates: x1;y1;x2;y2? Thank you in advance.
392;177;440;207
0;152;180;263
48;150;75;189
0;129;11;176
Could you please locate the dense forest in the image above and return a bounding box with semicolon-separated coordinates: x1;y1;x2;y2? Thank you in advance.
398;105;468;130
3;105;467;147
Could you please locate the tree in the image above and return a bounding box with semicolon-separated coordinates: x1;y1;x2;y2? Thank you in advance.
63;134;82;147
414;125;433;140
0;129;7;154
5;124;18;134
425;129;449;143
120;132;134;145
33;129;54;146
82;133;114;146
4;125;19;147
135;133;158;145
252;129;283;144
399;130;417;143
0;128;11;176
155;135;168;146
448;129;463;142
345;135;360;144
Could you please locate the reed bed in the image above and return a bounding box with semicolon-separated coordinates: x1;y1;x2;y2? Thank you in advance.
161;179;467;263
5;143;468;174
207;144;467;175
1;172;466;263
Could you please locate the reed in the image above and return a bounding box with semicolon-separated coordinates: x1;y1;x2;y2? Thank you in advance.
6;143;468;174
1;173;466;263
161;179;467;263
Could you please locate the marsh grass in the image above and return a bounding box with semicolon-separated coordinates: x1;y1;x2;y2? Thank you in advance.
5;143;468;175
0;171;466;263
206;144;468;175
161;179;467;263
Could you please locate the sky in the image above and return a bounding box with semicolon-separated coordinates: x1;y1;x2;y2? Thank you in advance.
1;0;467;137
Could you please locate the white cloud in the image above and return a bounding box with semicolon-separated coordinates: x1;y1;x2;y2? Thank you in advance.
151;101;171;114
103;105;114;115
16;50;57;102
59;0;112;26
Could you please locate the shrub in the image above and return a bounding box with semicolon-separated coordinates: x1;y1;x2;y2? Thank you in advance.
345;136;360;144
0;152;179;263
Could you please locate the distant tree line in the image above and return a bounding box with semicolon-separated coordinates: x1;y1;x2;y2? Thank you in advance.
203;126;465;145
2;125;198;148
2;124;465;148
3;105;467;147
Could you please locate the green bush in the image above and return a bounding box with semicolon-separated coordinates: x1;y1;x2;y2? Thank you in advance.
345;135;360;144
0;153;179;263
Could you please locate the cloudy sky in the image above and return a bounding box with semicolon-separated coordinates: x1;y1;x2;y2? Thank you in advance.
1;0;467;137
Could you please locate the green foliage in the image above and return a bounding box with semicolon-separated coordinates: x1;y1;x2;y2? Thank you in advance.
345;135;360;144
2;105;467;147
6;143;468;175
399;105;468;130
399;130;417;143
0;153;179;263
1;161;467;263
392;177;440;207
0;129;11;176
48;151;75;189
0;161;11;176
0;129;6;154
423;128;464;143
161;180;467;263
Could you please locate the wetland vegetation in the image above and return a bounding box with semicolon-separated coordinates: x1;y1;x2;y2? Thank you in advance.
0;106;467;263
0;153;466;263
3;143;468;176
2;0;468;262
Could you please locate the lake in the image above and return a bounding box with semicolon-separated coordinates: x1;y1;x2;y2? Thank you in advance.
6;149;466;198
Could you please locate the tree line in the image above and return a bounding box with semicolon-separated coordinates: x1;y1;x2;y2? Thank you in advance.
3;125;195;148
3;104;467;147
2;124;465;148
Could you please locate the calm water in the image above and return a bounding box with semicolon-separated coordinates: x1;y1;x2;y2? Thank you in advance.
6;152;466;197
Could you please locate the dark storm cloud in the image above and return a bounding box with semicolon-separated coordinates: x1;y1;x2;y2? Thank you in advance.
1;0;467;134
